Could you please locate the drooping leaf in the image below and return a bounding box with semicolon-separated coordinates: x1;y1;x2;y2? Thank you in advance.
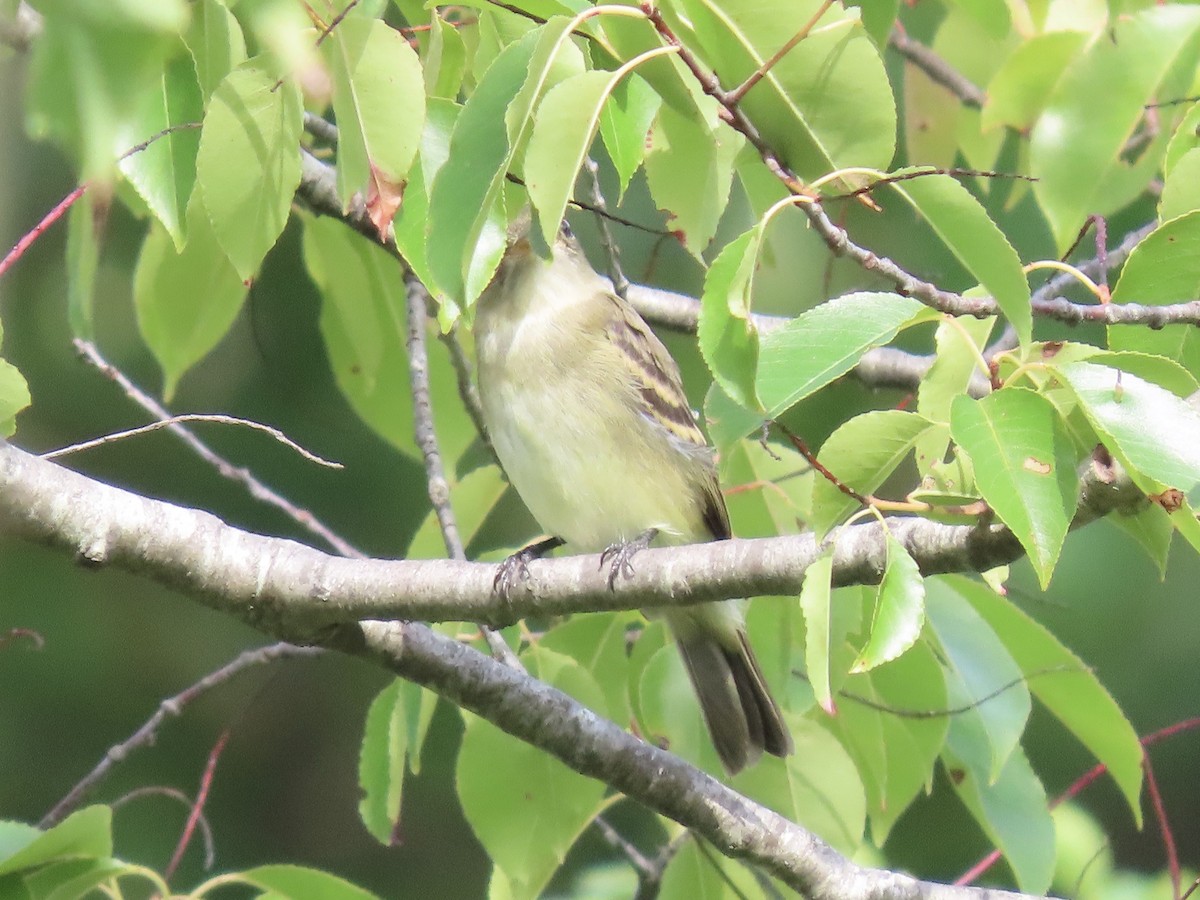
133;195;248;400
888;171;1031;346
697;225;763;410
598;74;660;199
238;865;378;899
196;57;303;280
981;31;1085;132
799;549;836;714
950;389;1079;587
852;535;925;673
183;0;248;105
1054;361;1200;493
324;17;425;213
358;679;424;846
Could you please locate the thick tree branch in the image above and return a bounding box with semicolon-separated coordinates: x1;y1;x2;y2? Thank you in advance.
0;440;1041;899
0;441;1143;633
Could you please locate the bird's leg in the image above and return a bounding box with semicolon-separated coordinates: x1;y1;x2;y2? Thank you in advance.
494;535;566;600
599;528;659;590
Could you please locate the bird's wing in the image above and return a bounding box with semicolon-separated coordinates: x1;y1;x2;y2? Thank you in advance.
595;289;733;541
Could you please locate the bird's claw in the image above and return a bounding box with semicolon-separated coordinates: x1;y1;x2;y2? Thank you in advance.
599;529;659;590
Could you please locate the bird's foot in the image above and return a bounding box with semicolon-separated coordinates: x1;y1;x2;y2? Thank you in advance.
493;536;565;600
599;528;659;590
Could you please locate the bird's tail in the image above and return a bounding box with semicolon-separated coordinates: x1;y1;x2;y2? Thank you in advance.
669;608;793;774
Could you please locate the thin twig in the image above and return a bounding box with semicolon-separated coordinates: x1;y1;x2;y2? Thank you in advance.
888;27;986;108
1143;757;1180;900
437;322;496;465
583;157;630;298
727;0;835;105
41;642;321;827
165;730;229;881
594;815;660;882
403;274;521;669
110;787;216;870
42;414;343;468
72;339;363;559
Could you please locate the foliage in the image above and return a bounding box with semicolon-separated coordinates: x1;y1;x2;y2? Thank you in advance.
7;0;1200;895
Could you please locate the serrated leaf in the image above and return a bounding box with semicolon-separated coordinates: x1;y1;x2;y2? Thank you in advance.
325;17;425;212
196;57;303;279
133;194;247;400
926;580;1029;781
852;535;924;672
424;10;468;100
981;31;1085;132
811;410;940;536
915;314;994;475
947;575;1144;826
888;171;1031;345
358;679;422;846
117;53;203;249
184;0;247;105
240;865;378;899
598;74;660;199
1158;148;1200;223
1054;361;1200;493
301;213;414;455
0;807;112;877
732;718;866;854
1031;5;1200;249
831;642;948;842
945;740;1054;895
644;101;741;257
665;0;895;181
1107;212;1200;370
757;292;932;421
799;549;836;714
697;226;762;410
950;389;1078;587
458;647;607;900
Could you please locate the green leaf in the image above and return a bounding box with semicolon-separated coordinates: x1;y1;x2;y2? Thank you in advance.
852;535;925;673
644;101;742;257
981;31;1085;132
525;67;636;245
697;226;763;410
0;357;29;434
915;314;994;475
950;389;1078;587
25;3;189;180
888;171;1031;346
1163;101;1200;175
184;0;248;105
1108;212;1200;370
0;807;112;877
926;580;1030;781
1030;5;1200;249
133;195;248;400
424;10;468;100
118;52;204;249
757;293;932;421
540;613;633;728
458;647;607;900
811;410;940;536
830;642;948;842
1054;361;1200;492
25;857;137;900
239;864;379;899
945;740;1054;895
1109;502;1173;579
196;57;303;280
666;0;896;180
799;549;836;714
65;194;101;340
325;17;425;210
301;213;414;455
598;74;660;199
358;679;422;846
658;839;759;899
948;575;1144;826
1158;148;1200;222
733;718;866;855
428;18;584;306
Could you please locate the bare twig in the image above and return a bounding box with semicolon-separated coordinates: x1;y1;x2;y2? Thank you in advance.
165;730;229;881
73;339;363;559
403;273;520;669
41;642;321;827
42;414;343;468
888;28;986;108
583;157;631;299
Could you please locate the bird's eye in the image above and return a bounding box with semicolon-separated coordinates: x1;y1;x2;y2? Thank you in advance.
559;220;574;240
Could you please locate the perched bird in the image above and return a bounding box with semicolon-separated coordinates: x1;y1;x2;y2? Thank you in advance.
473;210;792;773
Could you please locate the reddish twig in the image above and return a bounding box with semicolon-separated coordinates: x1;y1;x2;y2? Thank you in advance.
165;730;230;881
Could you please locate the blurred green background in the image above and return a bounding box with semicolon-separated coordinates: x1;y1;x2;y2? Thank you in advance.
1;34;1198;899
